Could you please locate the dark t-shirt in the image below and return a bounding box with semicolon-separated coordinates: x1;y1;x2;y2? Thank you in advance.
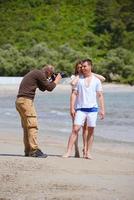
17;69;56;99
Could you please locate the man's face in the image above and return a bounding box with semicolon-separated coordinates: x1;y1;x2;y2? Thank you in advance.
81;61;92;76
47;69;54;77
45;66;54;78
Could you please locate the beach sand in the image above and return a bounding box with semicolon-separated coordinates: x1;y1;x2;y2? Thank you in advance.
0;83;134;200
0;133;134;200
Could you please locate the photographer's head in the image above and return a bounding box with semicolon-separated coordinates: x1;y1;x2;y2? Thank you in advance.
42;65;55;78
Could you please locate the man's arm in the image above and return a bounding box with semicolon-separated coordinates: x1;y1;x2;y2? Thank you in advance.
97;91;105;119
39;73;62;92
70;89;77;119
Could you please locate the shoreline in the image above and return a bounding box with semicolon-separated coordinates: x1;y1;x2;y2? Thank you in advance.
0;82;134;92
1;130;134;156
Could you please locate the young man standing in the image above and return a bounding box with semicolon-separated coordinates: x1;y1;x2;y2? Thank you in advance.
63;59;105;159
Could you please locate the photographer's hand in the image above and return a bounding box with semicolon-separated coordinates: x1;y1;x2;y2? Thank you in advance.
54;73;62;84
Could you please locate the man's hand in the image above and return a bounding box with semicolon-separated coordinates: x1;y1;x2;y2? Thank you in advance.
99;110;105;120
70;108;76;120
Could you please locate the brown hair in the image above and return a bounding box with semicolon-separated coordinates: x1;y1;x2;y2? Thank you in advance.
74;60;82;75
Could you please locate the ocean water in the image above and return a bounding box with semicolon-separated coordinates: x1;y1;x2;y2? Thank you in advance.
0;84;134;143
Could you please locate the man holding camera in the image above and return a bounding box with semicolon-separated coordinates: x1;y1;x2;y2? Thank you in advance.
16;65;62;158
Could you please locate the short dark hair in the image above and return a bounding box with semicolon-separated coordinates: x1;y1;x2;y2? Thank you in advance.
82;58;92;66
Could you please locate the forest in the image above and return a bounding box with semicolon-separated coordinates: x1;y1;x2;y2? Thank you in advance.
0;0;134;84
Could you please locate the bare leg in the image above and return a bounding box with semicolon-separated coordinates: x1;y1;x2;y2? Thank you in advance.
74;135;80;158
84;127;94;159
63;125;81;158
82;121;88;157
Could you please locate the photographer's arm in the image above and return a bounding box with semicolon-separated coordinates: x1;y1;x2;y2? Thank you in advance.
39;73;62;92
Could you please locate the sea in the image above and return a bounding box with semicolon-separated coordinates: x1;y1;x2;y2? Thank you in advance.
0;77;134;144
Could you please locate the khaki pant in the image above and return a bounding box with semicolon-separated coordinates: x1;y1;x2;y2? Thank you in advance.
15;97;39;155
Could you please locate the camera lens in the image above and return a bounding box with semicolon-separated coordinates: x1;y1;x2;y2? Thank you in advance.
60;72;66;78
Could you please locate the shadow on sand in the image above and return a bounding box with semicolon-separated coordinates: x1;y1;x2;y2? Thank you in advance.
0;153;63;158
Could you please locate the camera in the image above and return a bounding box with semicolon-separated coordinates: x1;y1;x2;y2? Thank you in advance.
51;72;67;81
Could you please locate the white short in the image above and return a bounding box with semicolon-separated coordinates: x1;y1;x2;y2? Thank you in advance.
74;110;98;127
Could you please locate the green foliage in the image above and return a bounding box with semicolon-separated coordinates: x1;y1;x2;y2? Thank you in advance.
0;43;89;76
0;0;95;49
94;0;134;49
96;48;134;84
0;0;134;84
83;32;98;47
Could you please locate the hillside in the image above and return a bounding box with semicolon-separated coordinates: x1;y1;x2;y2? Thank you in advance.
0;0;96;49
0;0;134;84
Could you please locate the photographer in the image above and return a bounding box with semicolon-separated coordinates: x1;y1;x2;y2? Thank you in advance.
15;65;62;158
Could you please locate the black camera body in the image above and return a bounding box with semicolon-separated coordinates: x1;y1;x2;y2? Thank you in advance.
51;72;67;81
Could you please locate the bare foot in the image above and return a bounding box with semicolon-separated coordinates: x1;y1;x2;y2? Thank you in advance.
62;153;70;158
84;155;93;160
83;151;93;160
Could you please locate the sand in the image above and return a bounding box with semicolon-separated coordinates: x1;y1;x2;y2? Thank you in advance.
0;83;134;200
0;133;134;200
